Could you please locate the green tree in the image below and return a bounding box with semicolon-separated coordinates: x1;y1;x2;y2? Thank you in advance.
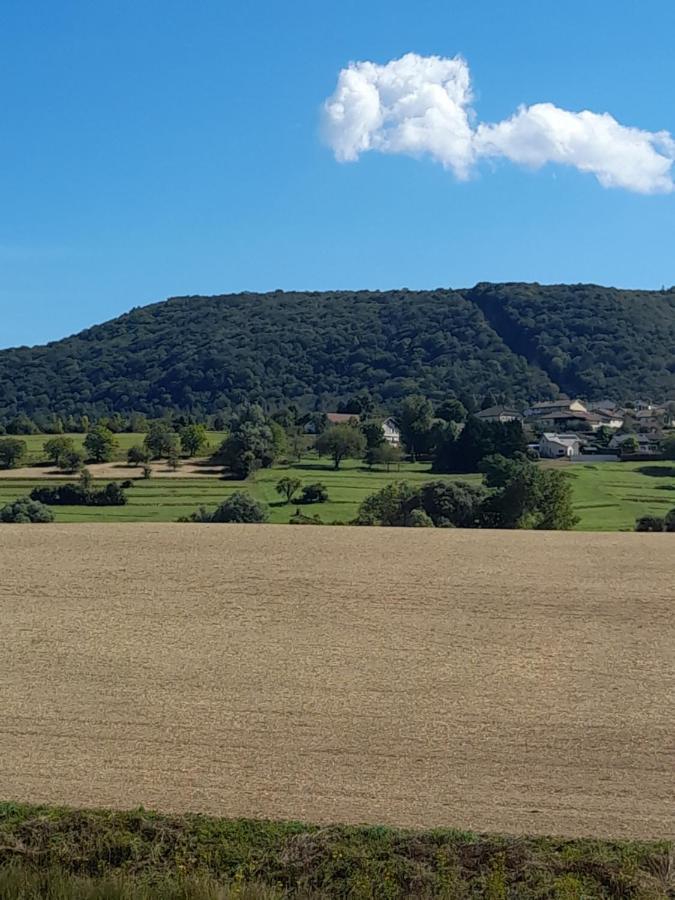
219;405;278;478
43;436;76;467
435;398;467;423
398;395;434;460
276;476;302;504
661;434;675;460
59;447;86;473
355;481;420;526
166;443;182;471
0;497;54;523
361;420;385;452
84;426;117;462
368;442;402;471
619;435;639;456
127;445;150;466
144;421;177;459
536;469;579;530
315;424;366;469
433;417;527;473
0;438;27;469
180;423;208;458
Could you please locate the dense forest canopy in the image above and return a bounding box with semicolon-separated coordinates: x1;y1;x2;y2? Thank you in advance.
0;284;673;419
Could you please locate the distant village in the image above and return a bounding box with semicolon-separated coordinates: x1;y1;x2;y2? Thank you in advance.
312;399;675;461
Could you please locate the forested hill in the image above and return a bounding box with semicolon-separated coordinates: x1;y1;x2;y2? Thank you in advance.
1;284;674;419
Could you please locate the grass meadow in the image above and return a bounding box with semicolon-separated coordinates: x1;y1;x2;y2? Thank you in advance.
1;443;674;529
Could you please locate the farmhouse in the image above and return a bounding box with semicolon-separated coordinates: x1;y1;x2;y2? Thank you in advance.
539;433;582;458
381;416;401;445
475;405;522;423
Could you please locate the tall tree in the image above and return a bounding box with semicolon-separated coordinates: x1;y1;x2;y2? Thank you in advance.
315;424;366;470
398;395;434;461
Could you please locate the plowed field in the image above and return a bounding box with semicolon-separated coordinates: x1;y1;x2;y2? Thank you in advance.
0;525;673;839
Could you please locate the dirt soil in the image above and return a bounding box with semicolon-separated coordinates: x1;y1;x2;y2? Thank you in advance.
0;525;673;840
0;460;220;479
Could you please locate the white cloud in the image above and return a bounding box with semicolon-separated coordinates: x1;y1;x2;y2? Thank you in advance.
322;54;675;194
322;53;476;179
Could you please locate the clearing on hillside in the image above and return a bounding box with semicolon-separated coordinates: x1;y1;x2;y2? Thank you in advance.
0;525;673;840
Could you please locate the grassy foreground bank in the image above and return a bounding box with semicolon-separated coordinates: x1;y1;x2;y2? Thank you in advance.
0;804;672;899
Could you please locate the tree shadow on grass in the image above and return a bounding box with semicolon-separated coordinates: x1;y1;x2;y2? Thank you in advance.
636;466;675;478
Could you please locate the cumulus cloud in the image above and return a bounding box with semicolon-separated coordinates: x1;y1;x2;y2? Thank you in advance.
322;53;675;194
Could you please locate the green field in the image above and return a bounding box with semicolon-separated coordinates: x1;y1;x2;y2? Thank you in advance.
566;460;675;530
15;431;228;464
1;456;674;529
0;457;475;524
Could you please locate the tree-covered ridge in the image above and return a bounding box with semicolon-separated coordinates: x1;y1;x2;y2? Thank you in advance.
0;289;555;418
1;283;674;420
470;282;675;399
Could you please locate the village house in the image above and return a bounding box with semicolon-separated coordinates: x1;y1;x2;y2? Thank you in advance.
608;433;662;455
538;433;583;459
524;399;588;418
304;412;401;445
475;405;522;423
381;416;401;445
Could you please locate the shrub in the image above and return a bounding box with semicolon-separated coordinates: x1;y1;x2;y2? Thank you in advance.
0;497;54;523
30;480;127;507
184;492;268;524
635;515;665;532
663;508;675;532
211;492;268;523
300;482;329;504
409;508;434;527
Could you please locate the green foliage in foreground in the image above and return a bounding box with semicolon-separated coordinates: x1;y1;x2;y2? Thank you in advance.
0;803;672;899
0;497;53;523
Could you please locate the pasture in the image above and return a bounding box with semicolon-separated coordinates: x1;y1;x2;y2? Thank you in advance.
1;455;674;529
0;525;673;840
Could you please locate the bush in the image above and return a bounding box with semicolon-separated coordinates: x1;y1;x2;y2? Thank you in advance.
408;508;433;527
300;482;329;504
0;497;54;523
665;508;675;532
184;492;268;524
635;515;665;532
30;480;127;507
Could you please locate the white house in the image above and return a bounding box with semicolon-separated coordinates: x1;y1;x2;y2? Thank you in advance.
539;433;582;458
381;417;401;445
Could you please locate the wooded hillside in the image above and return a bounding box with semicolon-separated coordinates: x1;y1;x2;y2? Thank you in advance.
1;284;673;418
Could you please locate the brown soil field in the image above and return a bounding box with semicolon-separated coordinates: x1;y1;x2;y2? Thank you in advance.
0;459;219;479
0;525;673;840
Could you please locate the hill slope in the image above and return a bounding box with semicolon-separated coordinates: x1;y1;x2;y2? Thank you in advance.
0;284;674;418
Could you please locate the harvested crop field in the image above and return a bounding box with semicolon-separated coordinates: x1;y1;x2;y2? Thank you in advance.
0;524;673;840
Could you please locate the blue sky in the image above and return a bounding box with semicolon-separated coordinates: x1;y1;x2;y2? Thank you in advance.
1;0;674;348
